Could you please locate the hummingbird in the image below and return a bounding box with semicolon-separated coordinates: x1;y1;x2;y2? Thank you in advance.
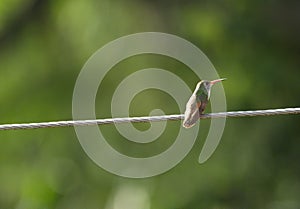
183;78;226;128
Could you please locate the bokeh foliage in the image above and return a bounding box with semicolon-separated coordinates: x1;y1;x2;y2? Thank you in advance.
0;0;300;208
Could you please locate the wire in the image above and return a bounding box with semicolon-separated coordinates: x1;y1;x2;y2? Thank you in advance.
0;107;299;131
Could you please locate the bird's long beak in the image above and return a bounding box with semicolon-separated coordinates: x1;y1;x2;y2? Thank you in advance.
210;78;226;85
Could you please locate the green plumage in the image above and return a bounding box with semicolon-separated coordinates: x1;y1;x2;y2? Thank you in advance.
196;84;208;104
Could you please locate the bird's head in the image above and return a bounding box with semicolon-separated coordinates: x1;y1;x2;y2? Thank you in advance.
196;78;226;96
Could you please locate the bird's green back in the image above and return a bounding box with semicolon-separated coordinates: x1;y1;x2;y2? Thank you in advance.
196;82;208;103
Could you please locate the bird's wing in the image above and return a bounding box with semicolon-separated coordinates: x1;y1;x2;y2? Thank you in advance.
183;94;201;128
183;109;200;128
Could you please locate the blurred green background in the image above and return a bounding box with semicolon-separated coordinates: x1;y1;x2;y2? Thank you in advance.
1;0;300;208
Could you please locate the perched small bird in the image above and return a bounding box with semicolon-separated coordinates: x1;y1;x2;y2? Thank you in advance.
183;78;226;128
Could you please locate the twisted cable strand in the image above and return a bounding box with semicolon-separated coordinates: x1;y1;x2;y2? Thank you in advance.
0;107;299;131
